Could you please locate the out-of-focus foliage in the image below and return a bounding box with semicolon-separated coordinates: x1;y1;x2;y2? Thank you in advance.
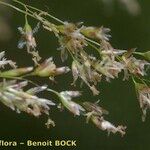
101;0;140;16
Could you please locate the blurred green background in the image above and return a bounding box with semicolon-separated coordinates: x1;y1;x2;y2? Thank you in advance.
0;0;150;149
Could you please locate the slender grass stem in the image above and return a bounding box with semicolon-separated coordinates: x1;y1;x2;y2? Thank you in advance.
0;74;59;96
133;52;143;55
13;0;64;24
85;37;101;47
0;1;36;19
86;41;101;55
46;88;59;96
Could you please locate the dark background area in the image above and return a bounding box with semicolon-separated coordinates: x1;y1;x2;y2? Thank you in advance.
0;0;150;149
